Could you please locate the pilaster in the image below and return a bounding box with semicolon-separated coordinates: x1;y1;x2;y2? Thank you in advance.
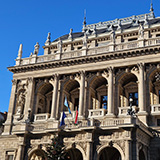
137;63;147;123
50;74;59;119
107;67;114;117
79;71;85;118
23;77;34;121
3;79;17;135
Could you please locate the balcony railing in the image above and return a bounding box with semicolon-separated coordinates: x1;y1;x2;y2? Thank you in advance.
88;108;107;118
34;113;50;121
16;37;160;66
151;104;160;115
119;106;138;115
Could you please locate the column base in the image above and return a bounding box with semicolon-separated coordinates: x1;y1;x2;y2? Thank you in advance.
137;111;148;125
105;113;115;118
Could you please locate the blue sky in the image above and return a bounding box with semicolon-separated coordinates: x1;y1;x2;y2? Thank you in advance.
0;0;159;112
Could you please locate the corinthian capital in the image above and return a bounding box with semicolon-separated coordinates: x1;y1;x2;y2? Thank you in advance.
12;79;17;86
137;63;145;70
107;66;114;74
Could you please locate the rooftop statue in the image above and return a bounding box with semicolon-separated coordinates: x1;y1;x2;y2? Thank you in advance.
33;42;40;55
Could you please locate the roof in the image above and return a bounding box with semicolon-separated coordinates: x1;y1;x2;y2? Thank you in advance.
51;11;160;43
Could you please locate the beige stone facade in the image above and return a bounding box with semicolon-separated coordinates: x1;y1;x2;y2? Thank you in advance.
1;8;160;160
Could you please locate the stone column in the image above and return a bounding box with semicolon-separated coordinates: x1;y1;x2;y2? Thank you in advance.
138;63;146;113
3;79;17;135
50;74;59;119
107;67;114;116
125;140;132;160
79;71;85;117
16;137;25;160
86;142;93;160
23;77;34;120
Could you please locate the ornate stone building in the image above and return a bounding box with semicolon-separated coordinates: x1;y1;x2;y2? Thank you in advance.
1;5;160;160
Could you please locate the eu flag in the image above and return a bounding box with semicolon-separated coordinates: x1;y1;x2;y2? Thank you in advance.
64;96;71;114
60;111;67;127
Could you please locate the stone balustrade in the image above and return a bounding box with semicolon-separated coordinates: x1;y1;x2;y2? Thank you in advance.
119;106;138;115
34;113;50;121
151;104;160;115
16;37;160;66
88;108;107;118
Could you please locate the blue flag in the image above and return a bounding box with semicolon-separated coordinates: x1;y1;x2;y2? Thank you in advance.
64;96;71;114
60;111;67;127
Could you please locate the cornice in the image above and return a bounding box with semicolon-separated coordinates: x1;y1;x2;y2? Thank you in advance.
8;46;160;74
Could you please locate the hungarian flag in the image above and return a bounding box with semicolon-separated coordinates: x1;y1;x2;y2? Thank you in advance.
74;109;78;125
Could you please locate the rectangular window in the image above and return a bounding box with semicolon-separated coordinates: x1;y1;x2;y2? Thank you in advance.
101;95;108;109
157;119;160;126
159;90;160;104
129;92;138;106
74;98;79;111
8;155;14;160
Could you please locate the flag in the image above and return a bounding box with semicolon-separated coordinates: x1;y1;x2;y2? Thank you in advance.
74;109;78;125
64;95;71;114
60;111;67;127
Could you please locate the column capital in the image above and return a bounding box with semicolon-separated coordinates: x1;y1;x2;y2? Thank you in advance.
107;66;114;74
27;77;34;84
12;79;17;86
137;62;145;70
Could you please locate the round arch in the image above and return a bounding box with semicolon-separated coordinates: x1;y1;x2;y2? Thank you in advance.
28;148;46;160
95;143;125;160
65;145;85;160
139;149;146;160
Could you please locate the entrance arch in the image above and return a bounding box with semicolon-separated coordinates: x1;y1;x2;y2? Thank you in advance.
65;148;83;160
28;149;46;160
139;149;146;160
99;147;121;160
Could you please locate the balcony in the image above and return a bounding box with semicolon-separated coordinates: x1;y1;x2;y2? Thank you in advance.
151;104;160;116
34;113;50;121
119;106;138;116
88;109;107;118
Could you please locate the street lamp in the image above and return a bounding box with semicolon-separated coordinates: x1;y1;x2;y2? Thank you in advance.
127;98;136;116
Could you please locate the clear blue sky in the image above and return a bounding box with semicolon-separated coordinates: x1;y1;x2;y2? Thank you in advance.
0;0;159;112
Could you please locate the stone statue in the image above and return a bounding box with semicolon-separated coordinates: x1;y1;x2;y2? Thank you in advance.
57;38;62;53
139;23;144;39
33;42;40;55
46;32;51;43
16;92;25;115
110;29;115;43
83;32;87;47
68;28;73;39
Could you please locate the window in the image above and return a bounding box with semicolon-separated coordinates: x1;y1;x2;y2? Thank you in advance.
5;151;15;160
8;155;14;160
157;119;160;126
159;90;160;104
129;92;138;106
101;95;108;109
74;98;79;111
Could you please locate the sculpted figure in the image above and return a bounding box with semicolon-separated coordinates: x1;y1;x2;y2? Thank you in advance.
33;42;40;55
139;23;144;39
83;33;87;47
16;92;25;115
110;29;115;43
46;32;51;43
57;39;62;52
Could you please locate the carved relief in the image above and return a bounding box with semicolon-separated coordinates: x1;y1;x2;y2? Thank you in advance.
14;80;28;121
